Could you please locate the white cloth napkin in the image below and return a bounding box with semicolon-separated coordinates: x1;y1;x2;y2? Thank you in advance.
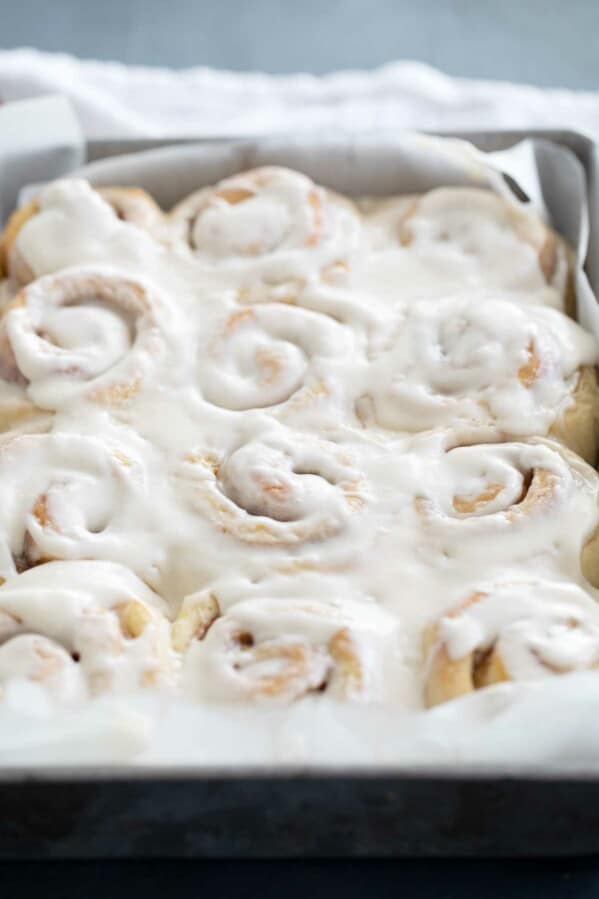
1;48;599;140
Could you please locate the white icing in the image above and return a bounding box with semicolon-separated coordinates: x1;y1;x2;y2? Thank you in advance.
197;302;354;412
168;166;364;285
360;187;570;302
363;295;597;434
181;595;397;703
0;428;166;586
0;560;174;697
0;266;175;410
405;431;599;576
0;634;85;702
0;166;595;767
13;180;160;277
436;579;599;680
176;422;366;551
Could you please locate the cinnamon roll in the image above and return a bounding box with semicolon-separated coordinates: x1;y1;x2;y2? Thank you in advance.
0;430;163;586
0;267;167;414
0;184;163;285
364;187;572;308
423;580;599;707
361;296;599;462
0;560;172;698
197;302;353;415
174;592;393;703
179;429;366;546
411;432;599;584
168;166;362;283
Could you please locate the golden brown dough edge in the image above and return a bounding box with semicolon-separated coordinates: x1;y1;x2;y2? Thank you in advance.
549;365;599;466
0;200;39;279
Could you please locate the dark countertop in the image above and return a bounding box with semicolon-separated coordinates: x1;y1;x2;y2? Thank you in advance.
4;858;599;897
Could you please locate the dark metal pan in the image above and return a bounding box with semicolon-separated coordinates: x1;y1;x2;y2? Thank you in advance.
2;767;599;858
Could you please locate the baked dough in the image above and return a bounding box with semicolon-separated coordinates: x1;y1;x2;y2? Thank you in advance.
0;168;596;716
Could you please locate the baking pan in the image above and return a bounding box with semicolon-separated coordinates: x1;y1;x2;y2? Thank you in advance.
1;126;599;858
3;767;599;858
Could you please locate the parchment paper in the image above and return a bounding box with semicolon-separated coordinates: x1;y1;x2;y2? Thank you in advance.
0;96;84;223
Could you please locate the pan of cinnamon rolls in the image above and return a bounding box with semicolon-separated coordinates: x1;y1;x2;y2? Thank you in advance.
1;140;599;745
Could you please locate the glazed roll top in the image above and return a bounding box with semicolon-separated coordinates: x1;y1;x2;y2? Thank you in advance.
168;166;363;283
0;560;173;698
423;580;599;706
0;268;168;412
362;295;599;461
409;432;599;583
0;181;165;284
0;430;164;586
174;591;396;703
364;186;572;306
196;302;354;414
178;427;366;546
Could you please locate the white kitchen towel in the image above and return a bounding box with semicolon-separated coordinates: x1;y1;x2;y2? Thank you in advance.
0;48;599;140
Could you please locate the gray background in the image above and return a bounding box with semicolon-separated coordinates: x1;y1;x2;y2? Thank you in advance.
0;0;598;89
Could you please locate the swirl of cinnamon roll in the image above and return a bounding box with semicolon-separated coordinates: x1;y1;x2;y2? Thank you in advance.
0;560;172;698
0;634;85;702
411;432;599;583
180;429;366;545
173;592;393;703
168;166;362;280
362;296;599;462
0;267;167;412
0;431;163;586
366;187;572;306
95;186;164;231
0;183;163;286
197;303;353;413
423;580;599;707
